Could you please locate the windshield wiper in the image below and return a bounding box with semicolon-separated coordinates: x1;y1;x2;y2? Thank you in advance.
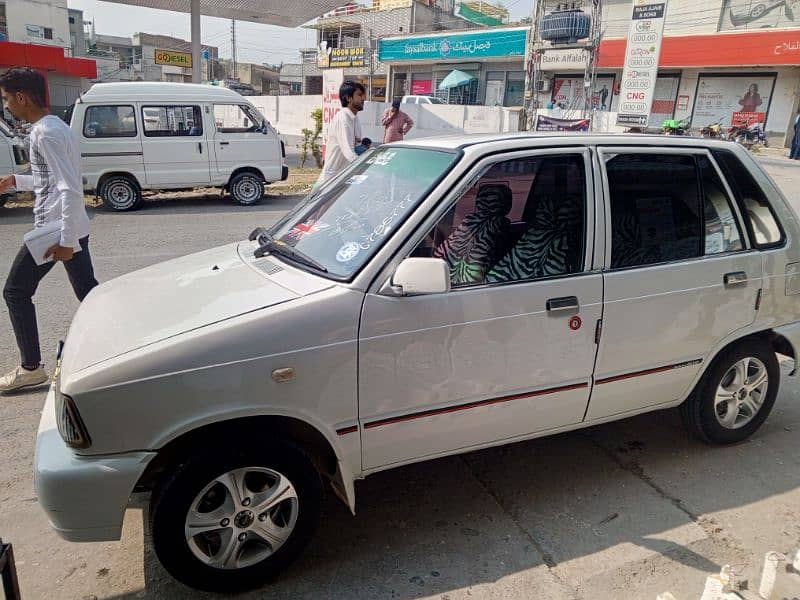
248;227;328;273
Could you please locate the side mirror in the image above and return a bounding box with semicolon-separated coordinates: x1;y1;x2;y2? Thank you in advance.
391;258;450;296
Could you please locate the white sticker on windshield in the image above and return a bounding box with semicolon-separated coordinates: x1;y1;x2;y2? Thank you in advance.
336;242;361;263
366;151;397;167
346;175;368;185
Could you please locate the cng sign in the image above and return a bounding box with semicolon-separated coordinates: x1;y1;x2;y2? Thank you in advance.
616;1;668;128
154;49;193;68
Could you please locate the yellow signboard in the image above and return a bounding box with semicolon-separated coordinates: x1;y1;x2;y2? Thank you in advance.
154;49;193;68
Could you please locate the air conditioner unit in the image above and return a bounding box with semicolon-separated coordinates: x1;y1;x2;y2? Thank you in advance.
537;78;552;93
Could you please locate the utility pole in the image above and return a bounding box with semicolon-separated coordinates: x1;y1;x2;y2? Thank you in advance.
231;19;237;81
523;0;604;131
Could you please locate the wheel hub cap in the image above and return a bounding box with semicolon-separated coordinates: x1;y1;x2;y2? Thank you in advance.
234;509;254;529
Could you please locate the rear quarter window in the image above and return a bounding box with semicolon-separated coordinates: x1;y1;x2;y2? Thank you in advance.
712;149;785;248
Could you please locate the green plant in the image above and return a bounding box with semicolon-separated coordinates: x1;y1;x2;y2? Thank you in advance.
299;128;313;168
310;108;323;168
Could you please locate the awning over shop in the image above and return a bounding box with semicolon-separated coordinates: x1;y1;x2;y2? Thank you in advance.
438;69;475;90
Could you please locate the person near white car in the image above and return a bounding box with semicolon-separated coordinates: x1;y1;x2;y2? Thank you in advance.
315;80;365;188
0;68;98;393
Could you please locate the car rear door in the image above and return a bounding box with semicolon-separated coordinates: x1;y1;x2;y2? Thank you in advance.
586;147;763;421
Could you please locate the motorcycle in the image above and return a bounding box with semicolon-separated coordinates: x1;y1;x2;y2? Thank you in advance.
700;121;723;138
730;121;769;149
661;118;691;135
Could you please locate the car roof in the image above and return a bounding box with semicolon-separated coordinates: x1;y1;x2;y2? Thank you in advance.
392;132;742;152
79;82;247;103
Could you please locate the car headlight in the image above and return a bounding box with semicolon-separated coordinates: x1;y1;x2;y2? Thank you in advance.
55;392;92;449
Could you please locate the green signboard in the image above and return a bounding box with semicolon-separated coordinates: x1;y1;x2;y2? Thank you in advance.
378;28;528;62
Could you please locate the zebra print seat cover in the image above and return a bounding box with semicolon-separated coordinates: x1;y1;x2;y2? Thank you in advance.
487;194;581;284
433;184;512;285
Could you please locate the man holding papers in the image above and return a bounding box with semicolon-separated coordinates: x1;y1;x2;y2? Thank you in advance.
0;68;98;393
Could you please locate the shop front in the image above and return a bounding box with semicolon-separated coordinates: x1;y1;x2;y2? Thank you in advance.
378;27;529;106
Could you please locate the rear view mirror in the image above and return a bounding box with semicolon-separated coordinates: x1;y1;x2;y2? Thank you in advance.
391;258;450;296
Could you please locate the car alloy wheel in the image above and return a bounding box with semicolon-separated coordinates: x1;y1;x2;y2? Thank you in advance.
713;357;769;430
184;467;299;570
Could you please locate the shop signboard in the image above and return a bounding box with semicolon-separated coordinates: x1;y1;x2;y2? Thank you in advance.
328;47;367;69
616;0;669;127
154;49;193;68
541;49;587;71
536;115;590;131
552;75;615;111
321;69;344;159
720;0;798;31
692;74;775;127
378;27;527;62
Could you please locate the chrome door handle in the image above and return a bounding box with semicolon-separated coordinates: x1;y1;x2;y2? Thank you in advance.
546;296;579;312
724;271;747;287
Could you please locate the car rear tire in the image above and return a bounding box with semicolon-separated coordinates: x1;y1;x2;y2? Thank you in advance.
229;172;265;206
680;339;779;445
99;175;142;211
150;438;323;592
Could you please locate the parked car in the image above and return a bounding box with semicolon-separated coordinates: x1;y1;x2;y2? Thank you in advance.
401;94;446;105
35;134;800;592
0;118;30;208
68;82;288;211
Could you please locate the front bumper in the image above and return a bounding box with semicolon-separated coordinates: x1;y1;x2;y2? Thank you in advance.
34;383;156;542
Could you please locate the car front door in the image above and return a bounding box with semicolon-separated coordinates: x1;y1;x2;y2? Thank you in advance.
212;103;281;182
140;104;210;186
359;149;603;470
586;148;763;421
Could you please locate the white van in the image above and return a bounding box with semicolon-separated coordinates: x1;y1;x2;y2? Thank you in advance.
70;82;288;211
0;118;30;208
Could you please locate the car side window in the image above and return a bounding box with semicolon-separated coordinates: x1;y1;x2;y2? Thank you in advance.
698;156;744;255
142;105;202;137
214;104;262;133
83;105;137;138
608;154;705;269
712;149;784;248
413;154;586;287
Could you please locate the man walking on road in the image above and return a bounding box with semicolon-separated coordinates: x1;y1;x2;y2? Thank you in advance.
316;81;365;187
381;99;414;143
0;68;98;393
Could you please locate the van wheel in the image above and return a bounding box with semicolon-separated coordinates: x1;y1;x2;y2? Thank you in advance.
0;194;8;208
680;339;779;445
99;176;142;211
150;438;323;592
229;172;265;206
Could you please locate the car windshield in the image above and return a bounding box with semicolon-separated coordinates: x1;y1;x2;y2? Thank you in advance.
428;97;446;104
268;147;457;279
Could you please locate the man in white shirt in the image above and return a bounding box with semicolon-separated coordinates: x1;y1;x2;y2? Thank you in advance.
0;68;98;392
316;81;366;187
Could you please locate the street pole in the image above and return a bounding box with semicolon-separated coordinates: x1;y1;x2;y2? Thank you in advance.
231;19;237;81
190;0;201;83
522;0;542;131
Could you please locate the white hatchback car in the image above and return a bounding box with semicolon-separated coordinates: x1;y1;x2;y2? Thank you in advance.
35;134;800;592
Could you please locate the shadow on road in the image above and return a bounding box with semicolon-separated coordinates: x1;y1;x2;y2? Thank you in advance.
103;396;800;599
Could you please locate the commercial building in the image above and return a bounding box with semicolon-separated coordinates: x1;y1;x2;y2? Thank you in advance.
280;0;482;100
0;0;96;117
378;0;800;144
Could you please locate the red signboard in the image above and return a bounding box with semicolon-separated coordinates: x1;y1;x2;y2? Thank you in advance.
411;80;432;95
599;30;800;68
731;111;766;127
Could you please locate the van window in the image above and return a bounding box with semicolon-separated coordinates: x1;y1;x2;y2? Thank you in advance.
142;105;203;137
214;104;263;133
83;105;137;138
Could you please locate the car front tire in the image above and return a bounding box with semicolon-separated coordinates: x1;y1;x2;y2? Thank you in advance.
681;339;779;445
150;438;324;592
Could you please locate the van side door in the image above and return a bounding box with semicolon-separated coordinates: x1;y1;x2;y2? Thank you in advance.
140;103;210;187
212;104;282;183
